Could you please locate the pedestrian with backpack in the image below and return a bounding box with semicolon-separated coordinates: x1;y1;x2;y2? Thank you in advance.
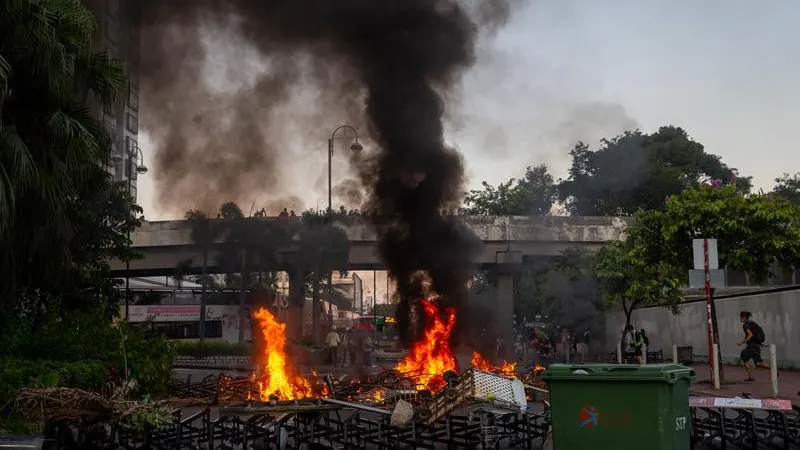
737;311;770;381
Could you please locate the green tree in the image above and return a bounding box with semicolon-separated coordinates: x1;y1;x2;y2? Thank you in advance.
537;248;603;334
559;126;752;216
594;211;683;349
216;201;292;343
463;164;557;215
771;173;800;205
297;210;350;344
0;0;131;317
465;165;558;314
598;185;800;373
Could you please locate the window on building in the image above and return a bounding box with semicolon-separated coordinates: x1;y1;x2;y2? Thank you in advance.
114;158;124;182
126;136;138;154
128;89;139;111
126;112;138;134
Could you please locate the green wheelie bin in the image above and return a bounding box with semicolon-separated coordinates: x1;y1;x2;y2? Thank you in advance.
541;364;695;450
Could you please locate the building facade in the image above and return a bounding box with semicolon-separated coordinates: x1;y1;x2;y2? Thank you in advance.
86;0;142;201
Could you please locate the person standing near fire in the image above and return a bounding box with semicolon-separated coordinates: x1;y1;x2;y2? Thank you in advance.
325;327;341;366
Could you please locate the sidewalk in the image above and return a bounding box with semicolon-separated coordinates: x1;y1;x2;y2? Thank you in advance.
689;364;800;402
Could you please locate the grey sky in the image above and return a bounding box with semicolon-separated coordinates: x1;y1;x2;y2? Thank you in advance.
137;0;799;219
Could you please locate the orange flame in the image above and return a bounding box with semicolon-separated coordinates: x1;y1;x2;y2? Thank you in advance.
471;351;518;377
534;364;546;373
395;299;457;392
252;307;313;400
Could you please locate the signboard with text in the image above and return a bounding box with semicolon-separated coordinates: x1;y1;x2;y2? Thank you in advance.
125;305;226;322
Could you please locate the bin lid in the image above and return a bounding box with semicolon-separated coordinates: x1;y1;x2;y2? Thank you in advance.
541;364;695;383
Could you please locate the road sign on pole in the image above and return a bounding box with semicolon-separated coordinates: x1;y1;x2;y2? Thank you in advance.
696;238;719;388
693;238;718;270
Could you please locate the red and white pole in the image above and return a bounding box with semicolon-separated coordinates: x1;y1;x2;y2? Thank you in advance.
703;238;717;387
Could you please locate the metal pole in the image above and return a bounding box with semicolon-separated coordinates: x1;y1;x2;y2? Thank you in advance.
673;345;679;364
327;138;334;328
703;238;717;387
125;153;132;322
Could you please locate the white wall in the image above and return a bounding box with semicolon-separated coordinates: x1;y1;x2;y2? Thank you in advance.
606;288;800;368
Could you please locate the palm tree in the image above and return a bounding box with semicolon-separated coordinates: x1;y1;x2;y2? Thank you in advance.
296;211;350;345
0;0;127;312
217;201;292;343
183;210;222;344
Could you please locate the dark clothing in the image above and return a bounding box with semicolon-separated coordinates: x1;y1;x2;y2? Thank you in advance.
743;321;764;344
328;347;338;365
740;345;763;364
632;347;643;357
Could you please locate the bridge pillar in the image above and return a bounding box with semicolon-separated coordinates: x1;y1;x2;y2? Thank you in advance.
497;273;514;338
287;270;305;342
495;251;522;348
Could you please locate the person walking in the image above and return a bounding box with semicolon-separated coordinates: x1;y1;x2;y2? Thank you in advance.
737;311;770;381
325;327;341;366
576;328;590;363
627;325;647;364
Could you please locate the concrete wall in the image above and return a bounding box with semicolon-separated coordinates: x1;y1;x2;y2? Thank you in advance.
605;288;800;368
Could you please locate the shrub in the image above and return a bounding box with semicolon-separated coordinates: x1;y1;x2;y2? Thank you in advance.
172;341;253;357
117;323;175;396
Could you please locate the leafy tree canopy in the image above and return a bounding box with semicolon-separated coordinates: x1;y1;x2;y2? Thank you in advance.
559;126;752;216
596;184;800;329
0;0;134;318
771;173;800;206
463;164;557;216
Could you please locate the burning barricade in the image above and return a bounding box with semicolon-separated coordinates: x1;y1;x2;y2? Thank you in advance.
211;301;547;427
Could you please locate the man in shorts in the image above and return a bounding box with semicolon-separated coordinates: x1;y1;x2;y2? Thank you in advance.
738;311;770;381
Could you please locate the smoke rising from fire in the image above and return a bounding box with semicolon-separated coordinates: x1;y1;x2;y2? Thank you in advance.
135;0;518;343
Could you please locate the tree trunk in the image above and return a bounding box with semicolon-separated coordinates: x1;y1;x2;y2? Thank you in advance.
709;288;725;383
199;250;208;344
311;271;321;346
620;299;633;353
238;250;248;343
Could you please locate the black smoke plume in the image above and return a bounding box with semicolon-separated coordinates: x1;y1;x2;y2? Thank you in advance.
134;0;516;344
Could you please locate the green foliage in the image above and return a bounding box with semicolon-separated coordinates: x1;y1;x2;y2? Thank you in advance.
559;126;751;216
120;324;175;396
661;185;800;282
173;341;253;357
0;311;174;397
596;185;800;322
594;219;683;319
0;0;132;313
463;165;557;215
772;173;800;205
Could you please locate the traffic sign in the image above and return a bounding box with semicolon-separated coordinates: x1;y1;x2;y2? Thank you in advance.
693;238;719;270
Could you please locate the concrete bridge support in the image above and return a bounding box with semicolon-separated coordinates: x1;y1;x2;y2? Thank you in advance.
287;270;305;342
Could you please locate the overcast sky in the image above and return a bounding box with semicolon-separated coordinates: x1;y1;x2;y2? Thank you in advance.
136;0;799;220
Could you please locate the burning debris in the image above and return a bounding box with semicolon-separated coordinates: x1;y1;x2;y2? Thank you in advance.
394;299;458;392
251;307;314;400
471;351;517;377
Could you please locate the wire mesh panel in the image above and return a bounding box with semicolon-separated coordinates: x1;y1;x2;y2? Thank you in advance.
471;370;516;405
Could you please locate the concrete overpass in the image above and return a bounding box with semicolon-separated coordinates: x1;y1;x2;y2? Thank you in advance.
109;215;629;338
108;215;629;277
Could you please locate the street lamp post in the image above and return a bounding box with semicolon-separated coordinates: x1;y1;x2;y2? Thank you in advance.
125;145;148;322
326;126;362;328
